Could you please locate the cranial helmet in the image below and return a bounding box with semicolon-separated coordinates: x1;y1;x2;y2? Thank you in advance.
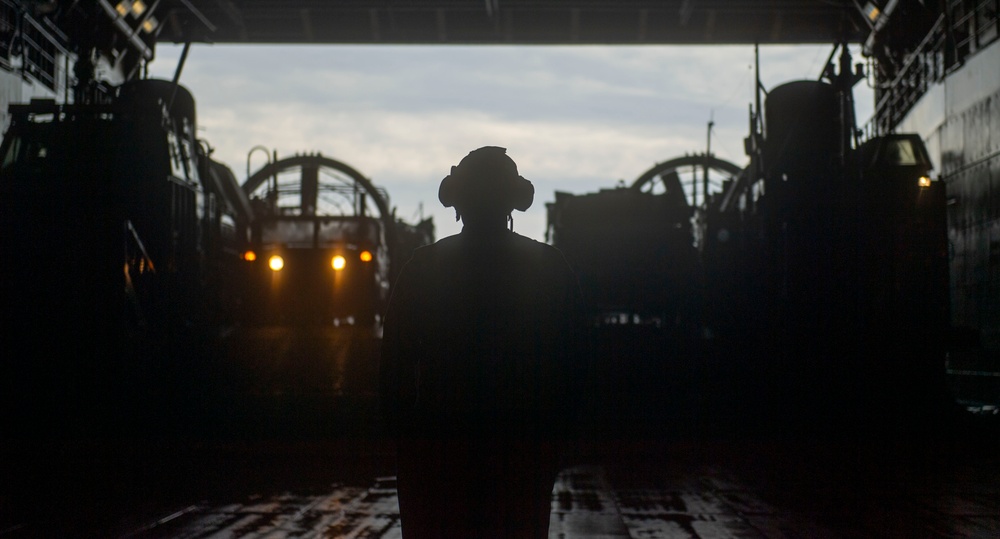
438;146;534;214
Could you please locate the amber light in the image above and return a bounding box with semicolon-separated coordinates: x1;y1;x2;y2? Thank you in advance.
268;255;284;271
359;250;373;262
918;176;932;188
332;255;347;271
243;250;257;262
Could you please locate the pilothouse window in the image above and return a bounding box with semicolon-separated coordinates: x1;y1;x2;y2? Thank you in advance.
318;219;380;245
1;137;22;170
1;136;52;171
885;139;919;166
262;220;314;247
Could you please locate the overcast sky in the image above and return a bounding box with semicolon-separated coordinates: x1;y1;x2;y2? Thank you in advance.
148;44;874;243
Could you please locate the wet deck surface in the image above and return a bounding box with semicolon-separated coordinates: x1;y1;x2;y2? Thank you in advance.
3;328;998;537
3;435;997;538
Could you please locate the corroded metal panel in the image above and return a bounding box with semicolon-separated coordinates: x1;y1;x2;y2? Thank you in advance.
897;82;947;144
939;108;966;177
901;40;1000;355
962;99;993;165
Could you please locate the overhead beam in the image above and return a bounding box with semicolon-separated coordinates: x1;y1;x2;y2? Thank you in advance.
369;8;380;42
770;10;784;41
570;8;580;42
637;9;648;42
300;8;313;41
32;1;871;46
436;8;446;42
704;9;716;41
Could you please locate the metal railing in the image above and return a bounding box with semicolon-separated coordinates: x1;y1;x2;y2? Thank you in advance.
0;0;70;93
869;0;1000;135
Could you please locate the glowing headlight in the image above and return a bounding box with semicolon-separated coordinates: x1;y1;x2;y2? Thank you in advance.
332;255;346;271
268;255;284;271
918;176;932;188
359;250;373;262
243;250;257;262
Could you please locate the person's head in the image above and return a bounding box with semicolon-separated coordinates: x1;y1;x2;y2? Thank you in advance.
438;146;534;225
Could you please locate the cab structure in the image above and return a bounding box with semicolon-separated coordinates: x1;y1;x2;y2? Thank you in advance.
240;153;394;331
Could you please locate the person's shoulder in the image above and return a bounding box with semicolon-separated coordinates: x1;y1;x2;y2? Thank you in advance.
433;234;464;250
512;231;559;249
510;232;553;251
510;233;571;266
402;234;460;268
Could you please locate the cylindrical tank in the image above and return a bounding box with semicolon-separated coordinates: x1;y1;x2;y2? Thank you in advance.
763;80;840;178
118;78;197;131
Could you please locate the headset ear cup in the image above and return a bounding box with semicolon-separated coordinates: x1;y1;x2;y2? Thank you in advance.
511;176;534;212
438;166;460;208
438;174;457;208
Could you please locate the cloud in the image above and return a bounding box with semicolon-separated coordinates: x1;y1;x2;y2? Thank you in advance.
150;42;872;242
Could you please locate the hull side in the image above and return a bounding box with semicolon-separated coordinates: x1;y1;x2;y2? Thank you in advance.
897;40;1000;355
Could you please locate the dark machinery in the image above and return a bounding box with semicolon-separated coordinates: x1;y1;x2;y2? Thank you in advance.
0;79;252;434
698;45;952;430
702;57;948;343
547;44;952;435
239;153;433;331
546;156;733;331
545;155;744;440
214;154;432;413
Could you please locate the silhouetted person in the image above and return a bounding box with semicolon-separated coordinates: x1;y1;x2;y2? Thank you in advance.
380;147;583;538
